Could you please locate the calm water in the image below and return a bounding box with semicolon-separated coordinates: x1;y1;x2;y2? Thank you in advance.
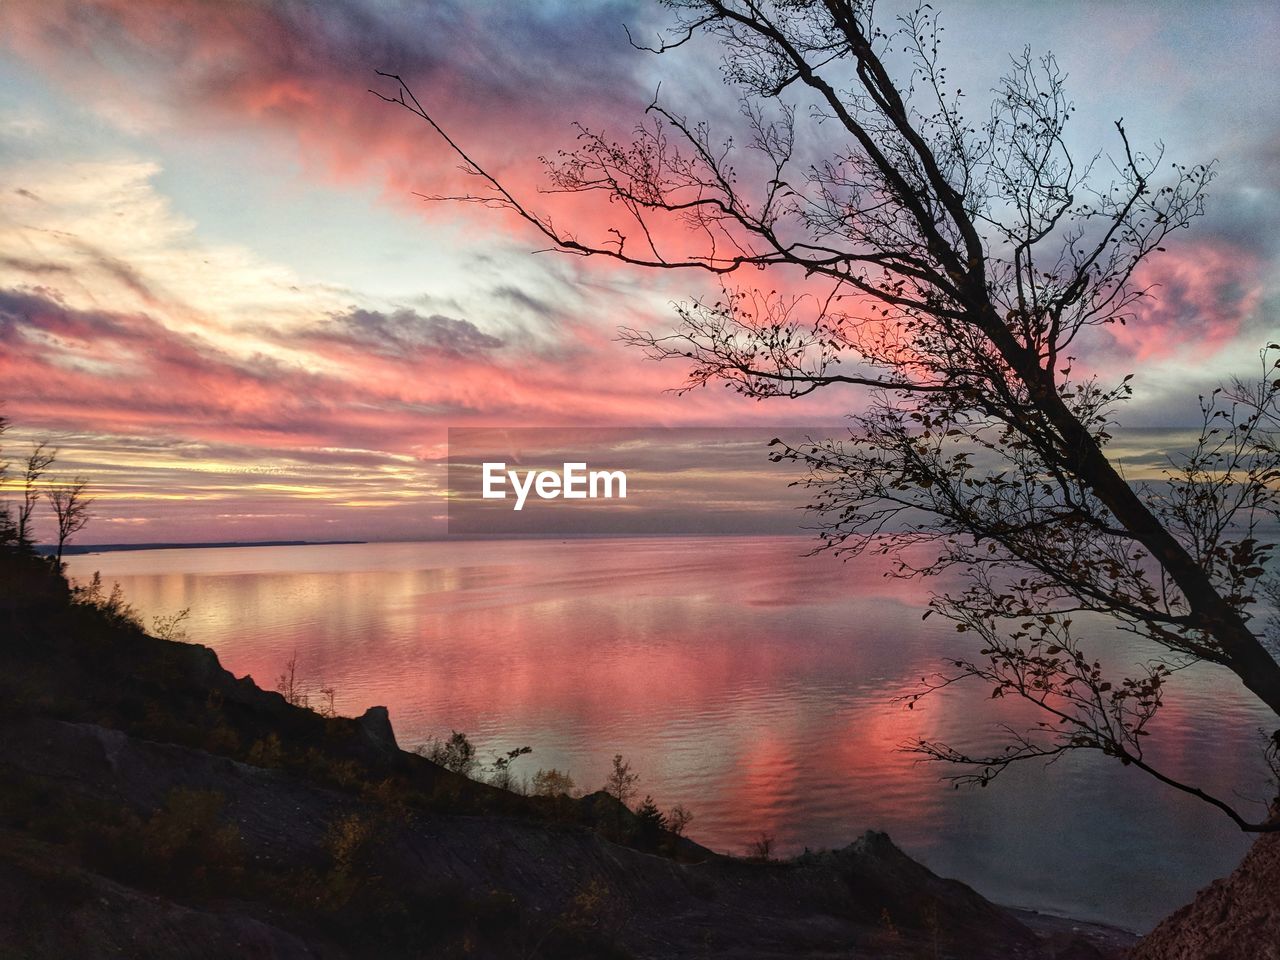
67;537;1273;931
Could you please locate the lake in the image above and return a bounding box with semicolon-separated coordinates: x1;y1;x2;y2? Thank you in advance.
66;536;1273;932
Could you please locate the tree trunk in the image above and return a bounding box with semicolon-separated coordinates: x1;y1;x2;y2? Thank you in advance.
987;316;1280;718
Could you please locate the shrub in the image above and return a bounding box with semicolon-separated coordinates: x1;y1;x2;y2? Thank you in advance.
84;789;244;896
151;607;191;642
747;833;775;861
71;572;141;630
530;768;576;798
322;812;380;906
246;732;284;768
417;730;477;776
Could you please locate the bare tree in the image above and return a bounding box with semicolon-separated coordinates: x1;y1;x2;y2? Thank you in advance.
0;414;13;545
48;477;92;564
667;802;694;837
376;1;1280;829
16;442;56;548
605;754;640;808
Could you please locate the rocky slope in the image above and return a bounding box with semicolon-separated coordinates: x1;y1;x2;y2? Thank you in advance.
1;711;1135;959
1130;830;1279;960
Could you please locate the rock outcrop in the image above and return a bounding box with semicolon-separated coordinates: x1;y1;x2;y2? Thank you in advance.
1130;830;1280;960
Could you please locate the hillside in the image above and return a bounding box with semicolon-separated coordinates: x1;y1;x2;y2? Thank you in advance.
0;548;1133;958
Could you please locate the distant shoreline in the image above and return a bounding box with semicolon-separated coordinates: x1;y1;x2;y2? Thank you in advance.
49;533;823;556
45;540;367;556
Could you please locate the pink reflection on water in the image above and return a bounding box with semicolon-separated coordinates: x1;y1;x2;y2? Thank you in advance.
67;537;1272;931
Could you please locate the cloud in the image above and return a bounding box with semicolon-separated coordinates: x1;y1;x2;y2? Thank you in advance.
1104;240;1266;363
0;285;343;438
306;306;504;358
0;159;323;333
0;255;72;276
0;0;661;205
5;0;1277;543
0;277;850;543
492;284;555;321
0;155;851;451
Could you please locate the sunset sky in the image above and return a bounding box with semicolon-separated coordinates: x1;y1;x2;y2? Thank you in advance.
1;0;1277;543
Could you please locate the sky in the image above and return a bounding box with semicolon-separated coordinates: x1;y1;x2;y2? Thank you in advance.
0;0;1277;543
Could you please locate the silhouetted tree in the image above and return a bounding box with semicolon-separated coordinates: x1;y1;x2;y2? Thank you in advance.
604;754;639;808
666;802;694;838
276;651;310;708
488;744;533;791
421;730;478;777
17;442;56;548
634;795;667;850
0;414;14;546
378;2;1280;830
746;833;775;861
48;477;91;564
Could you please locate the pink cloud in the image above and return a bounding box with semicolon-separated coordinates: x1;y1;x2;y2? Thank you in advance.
0;0;658;218
1106;240;1263;362
0;284;848;455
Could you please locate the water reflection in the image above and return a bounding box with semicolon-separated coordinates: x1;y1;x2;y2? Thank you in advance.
68;537;1272;931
